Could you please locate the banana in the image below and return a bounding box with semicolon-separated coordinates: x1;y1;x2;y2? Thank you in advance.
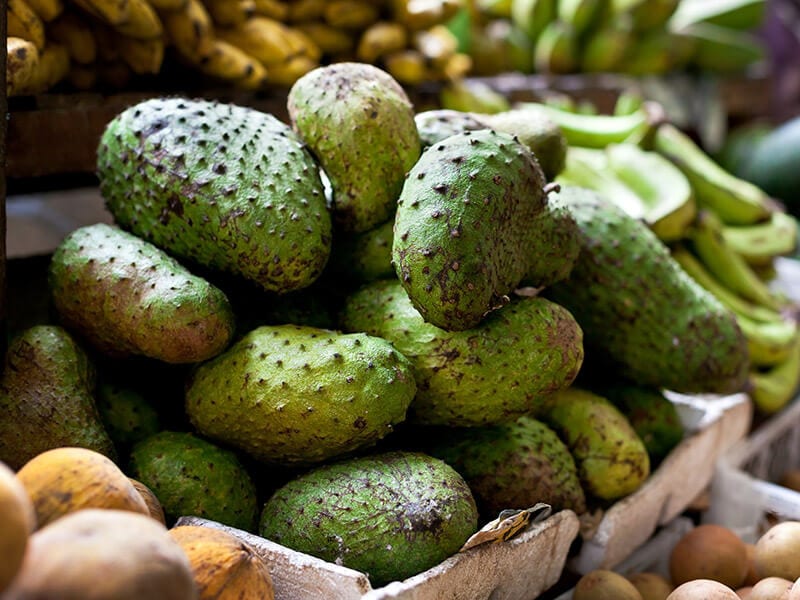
383;49;428;85
414;25;459;69
47;12;97;64
440;79;510;113
264;54;315;86
689;210;786;311
619;30;689;75
6;37;40;97
737;312;798;367
252;0;287;18
148;0;187;11
17;42;70;94
286;0;325;22
296;22;354;55
216;17;295;66
605;142;696;242
203;0;254;26
580;20;634;72
392;0;462;31
324;0;379;30
26;0;63;21
669;0;767;31
357;22;408;64
610;0;680;31
653;123;773;226
113;0;163;39
558;0;608;38
194;38;262;80
161;0;214;60
749;336;800;415
476;0;512;17
533;19;578;74
68;63;98;89
90;20;121;61
98;60;133;88
283;26;322;62
722;211;799;266
439;51;472;81
677;22;765;73
510;0;556;42
8;0;47;50
118;36;165;73
613;89;645;116
71;0;130;26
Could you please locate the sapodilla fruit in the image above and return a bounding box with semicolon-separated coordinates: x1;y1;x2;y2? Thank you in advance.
0;461;36;593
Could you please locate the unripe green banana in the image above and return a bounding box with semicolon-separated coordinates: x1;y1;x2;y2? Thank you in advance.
533;20;579;74
580;21;633;72
737;312;798;367
613;89;645;116
721;211;799;266
511;0;556;43
669;0;767;31
749;336;800;415
678;22;765;73
610;0;680;31
653;123;772;226
558;0;608;38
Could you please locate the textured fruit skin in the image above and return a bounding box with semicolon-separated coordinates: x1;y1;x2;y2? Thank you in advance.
393;129;548;331
541;387;650;501
414;108;489;149
96;381;162;451
129;431;258;532
288;62;421;233
338;279;583;426
49;223;235;364
259;451;478;587
185;324;416;466
518;197;580;288
327;217;396;284
0;325;115;469
421;415;587;517
97;97;332;294
545;186;749;394
169;526;274;600
0;461;36;595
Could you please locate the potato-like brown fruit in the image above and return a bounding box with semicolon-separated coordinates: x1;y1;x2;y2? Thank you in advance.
628;572;674;600
4;509;197;600
755;521;800;581
574;569;644;600
16;447;149;528
749;576;792;600
736;586;753;599
778;469;800;492
666;580;740;599
743;544;760;586
168;525;274;600
669;524;749;589
789;578;800;600
0;461;36;593
130;478;166;525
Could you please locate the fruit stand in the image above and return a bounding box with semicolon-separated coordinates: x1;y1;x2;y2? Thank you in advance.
4;1;800;599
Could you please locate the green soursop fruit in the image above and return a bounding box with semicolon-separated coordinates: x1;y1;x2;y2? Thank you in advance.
393;129;549;331
185;325;417;466
49;223;235;364
0;325;115;469
288;62;421;233
545;186;749;394
259;451;478;587
518;197;580;288
338;279;583;426
97;97;332;294
129;430;258;531
327;217;396;285
420;416;586;518
96;381;162;451
414;109;489;149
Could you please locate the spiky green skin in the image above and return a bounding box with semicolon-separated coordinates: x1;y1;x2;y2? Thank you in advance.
259;451;478;587
129;431;258;531
338;279;583;426
48;223;235;364
519;198;580;288
422;416;587;518
96;382;162;450
288;63;421;234
545;186;749;394
480;109;568;180
542;387;650;502
0;325;115;470
393;129;548;331
328;217;396;284
414;109;489;149
97;97;332;294
185;325;417;466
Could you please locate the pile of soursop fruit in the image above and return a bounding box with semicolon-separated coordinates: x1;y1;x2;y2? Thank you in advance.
0;61;789;588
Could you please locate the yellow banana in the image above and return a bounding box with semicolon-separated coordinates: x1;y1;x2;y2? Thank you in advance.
68;63;98;89
196;39;265;83
296;21;354;55
26;0;63;22
98;60;133;88
439;51;472;81
653;123;773;226
749;336;800;415
8;0;47;50
216;17;295;65
414;25;459;69
118;36;165;73
6;37;40;97
253;0;287;19
90;20;120;61
264;54;315;86
71;0;130;26
722;211;799;266
383;49;428;86
203;0;255;26
738;313;798;367
161;0;214;59
323;0;379;29
356;21;407;64
283;26;322;62
17;42;70;94
689;210;786;311
114;0;163;39
148;0;187;11
286;0;325;22
47;11;97;64
392;0;461;30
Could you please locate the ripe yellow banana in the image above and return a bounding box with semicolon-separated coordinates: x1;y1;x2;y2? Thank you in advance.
216;17;295;65
392;0;462;31
118;36;165;74
72;0;130;26
383;49;428;85
8;0;47;50
17;42;70;94
414;25;459;69
196;39;266;83
203;0;255;26
252;0;287;19
264;54;316;86
114;0;163;39
26;0;63;21
68;63;98;89
721;211;799;266
296;22;354;55
324;0;379;29
286;0;325;22
283;26;322;62
653;123;772;226
148;0;187;11
6;37;40;97
47;12;97;64
357;21;408;64
439;52;472;81
161;0;214;59
749;335;800;415
90;20;121;61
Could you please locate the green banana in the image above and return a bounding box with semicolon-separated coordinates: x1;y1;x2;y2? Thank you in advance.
613;89;645;116
579;21;634;72
533;20;579;74
605;143;696;242
669;0;767;31
653;123;772;225
510;0;556;43
610;0;680;31
737;312;798;367
558;0;608;38
619;30;696;75
722;211;799;266
678;22;766;73
749;336;800;415
689;210;786;311
476;0;513;18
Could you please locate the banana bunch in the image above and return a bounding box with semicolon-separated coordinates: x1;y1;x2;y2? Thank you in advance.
467;0;767;76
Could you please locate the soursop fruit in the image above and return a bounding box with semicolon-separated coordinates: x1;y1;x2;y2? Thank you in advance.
97;97;332;294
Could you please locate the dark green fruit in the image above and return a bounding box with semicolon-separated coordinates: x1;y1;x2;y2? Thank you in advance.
326;217;396;285
414;109;488;149
96;382;162;451
259;451;478;587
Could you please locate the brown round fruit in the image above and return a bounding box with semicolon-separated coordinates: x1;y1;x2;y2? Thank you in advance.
627;572;673;600
0;461;36;593
778;469;800;492
749;576;792;600
130;478;166;525
666;579;740;600
736;586;753;598
789;578;800;600
743;544;760;586
574;569;643;600
669;524;749;589
754;521;800;581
